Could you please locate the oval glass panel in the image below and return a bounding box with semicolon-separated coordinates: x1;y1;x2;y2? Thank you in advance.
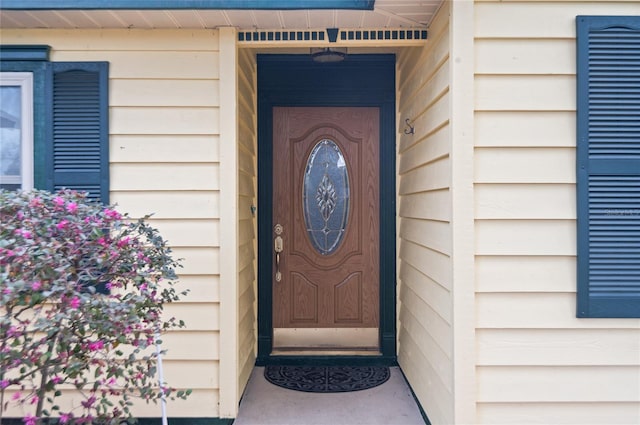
303;139;350;255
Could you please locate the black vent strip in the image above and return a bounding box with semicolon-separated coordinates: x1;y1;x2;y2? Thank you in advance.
239;30;326;42
238;28;427;42
340;29;427;41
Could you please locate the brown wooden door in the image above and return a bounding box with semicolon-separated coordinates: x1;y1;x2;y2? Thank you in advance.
272;107;380;335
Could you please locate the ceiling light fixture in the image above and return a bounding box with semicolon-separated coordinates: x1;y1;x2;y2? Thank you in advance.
311;47;347;63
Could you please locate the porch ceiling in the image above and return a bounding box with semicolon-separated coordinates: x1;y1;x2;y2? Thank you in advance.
0;0;441;30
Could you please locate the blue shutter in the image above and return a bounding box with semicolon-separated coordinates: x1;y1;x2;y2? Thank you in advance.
47;62;109;203
576;16;640;318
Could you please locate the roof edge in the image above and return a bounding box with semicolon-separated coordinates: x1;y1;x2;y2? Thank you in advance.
1;0;375;11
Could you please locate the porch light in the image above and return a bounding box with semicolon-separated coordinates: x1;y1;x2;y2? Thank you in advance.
311;47;347;63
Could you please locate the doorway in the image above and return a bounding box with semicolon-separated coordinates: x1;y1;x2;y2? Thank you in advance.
256;54;396;365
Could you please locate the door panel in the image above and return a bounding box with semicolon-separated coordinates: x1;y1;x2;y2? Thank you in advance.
272;107;380;332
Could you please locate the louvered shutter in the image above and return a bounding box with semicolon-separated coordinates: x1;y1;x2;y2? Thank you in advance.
576;16;640;318
46;62;109;203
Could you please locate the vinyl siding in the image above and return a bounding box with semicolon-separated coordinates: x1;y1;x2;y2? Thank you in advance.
0;28;222;418
474;1;640;424
396;2;454;424
236;47;258;400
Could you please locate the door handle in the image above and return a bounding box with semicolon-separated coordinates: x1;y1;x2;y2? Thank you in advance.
274;235;283;282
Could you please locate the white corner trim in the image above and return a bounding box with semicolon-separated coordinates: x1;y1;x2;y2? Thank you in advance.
218;26;240;419
450;0;476;423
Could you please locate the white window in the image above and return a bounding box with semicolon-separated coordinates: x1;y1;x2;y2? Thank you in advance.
0;72;33;190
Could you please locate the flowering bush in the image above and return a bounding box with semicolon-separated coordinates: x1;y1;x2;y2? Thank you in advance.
0;189;189;425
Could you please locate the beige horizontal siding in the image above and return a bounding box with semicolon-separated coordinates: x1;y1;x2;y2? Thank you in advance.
176;276;220;303
475;1;640;38
400;218;451;256
160;332;220;360
0;28;220;50
476;256;576;293
476;75;575;111
476;220;576;256
130;390;219;418
476;184;576;219
397;2;455;424
399;124;450;172
111;108;219;135
477;293;640;329
398;190;451;222
477;329;640;366
476;38;576;75
474;1;640;423
110;163;219;191
475;111;575;147
51;51;220;79
477;366;640;402
111;192;220;219
400;240;452;292
111;135;219;163
475;147;575;183
0;28;223;418
111;79;220;107
477;402;640;425
145;219;220;247
236;47;257;402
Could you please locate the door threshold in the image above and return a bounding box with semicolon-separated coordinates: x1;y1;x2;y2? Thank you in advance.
273;327;379;349
271;348;381;356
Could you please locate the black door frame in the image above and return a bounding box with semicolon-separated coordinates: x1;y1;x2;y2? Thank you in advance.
256;54;396;366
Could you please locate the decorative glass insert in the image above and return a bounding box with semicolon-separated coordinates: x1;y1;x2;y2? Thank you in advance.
303;139;350;255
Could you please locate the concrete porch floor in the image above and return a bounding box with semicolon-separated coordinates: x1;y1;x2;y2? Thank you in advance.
233;367;427;425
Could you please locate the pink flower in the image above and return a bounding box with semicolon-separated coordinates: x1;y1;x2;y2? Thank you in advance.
11;391;22;401
69;296;81;309
53;196;65;209
117;236;130;248
31;281;42;291
66;202;78;213
104;209;121;220
51;376;63;385
139;283;148;291
88;340;104;351
15;229;32;239
56;220;69;230
29;395;39;405
23;413;37;425
59;413;71;424
81;395;96;408
29;197;42;207
0;379;9;389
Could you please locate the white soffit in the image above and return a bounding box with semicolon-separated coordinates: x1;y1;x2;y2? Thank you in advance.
0;1;441;30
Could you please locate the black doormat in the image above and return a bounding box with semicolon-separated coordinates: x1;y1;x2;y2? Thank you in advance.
264;365;390;393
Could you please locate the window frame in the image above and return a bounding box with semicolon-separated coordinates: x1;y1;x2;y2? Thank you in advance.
1;46;109;204
0;71;34;190
0;59;49;191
